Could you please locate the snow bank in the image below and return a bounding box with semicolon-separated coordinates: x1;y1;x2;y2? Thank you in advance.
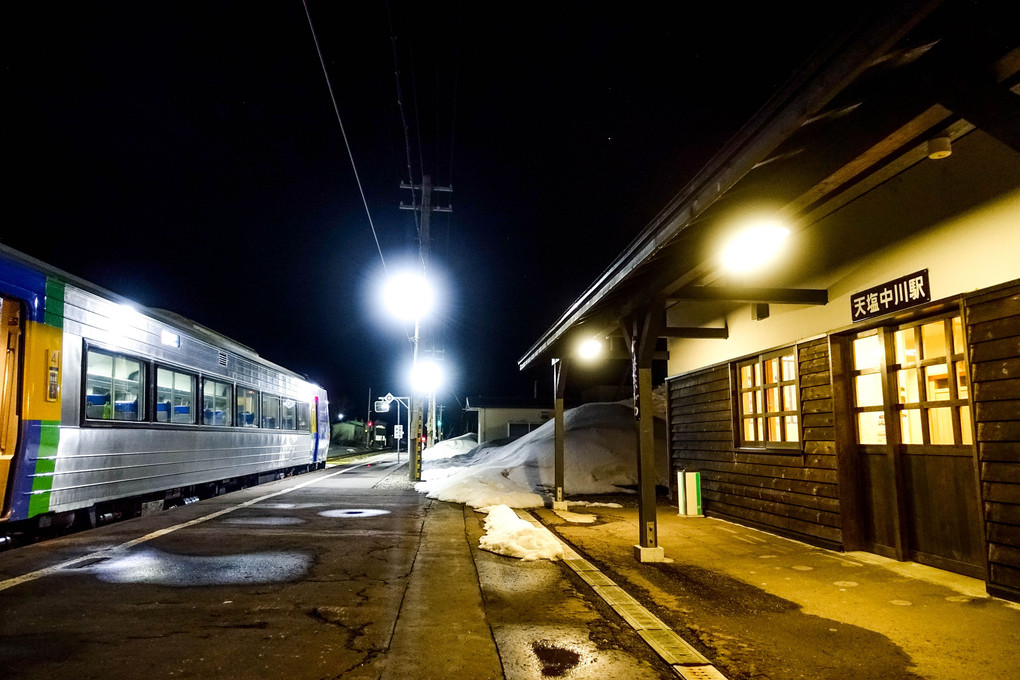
477;505;564;561
415;402;668;509
423;433;478;460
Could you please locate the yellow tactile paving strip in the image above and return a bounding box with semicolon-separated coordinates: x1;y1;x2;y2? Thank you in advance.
516;509;728;680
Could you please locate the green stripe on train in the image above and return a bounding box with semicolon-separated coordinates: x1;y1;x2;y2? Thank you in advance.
27;421;60;517
44;277;65;328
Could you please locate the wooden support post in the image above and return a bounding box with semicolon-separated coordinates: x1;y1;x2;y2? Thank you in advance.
631;300;666;562
552;357;568;508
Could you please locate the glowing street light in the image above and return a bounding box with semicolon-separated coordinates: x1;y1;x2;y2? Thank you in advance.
410;359;443;394
383;271;434;321
382;268;439;481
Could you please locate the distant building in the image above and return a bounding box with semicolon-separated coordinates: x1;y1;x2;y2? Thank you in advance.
465;397;552;444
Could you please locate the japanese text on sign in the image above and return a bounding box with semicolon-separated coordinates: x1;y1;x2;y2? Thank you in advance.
850;269;930;322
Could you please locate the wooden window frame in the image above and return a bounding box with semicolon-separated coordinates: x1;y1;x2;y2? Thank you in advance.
734;346;801;450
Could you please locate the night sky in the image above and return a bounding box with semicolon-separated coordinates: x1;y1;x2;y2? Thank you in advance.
5;2;840;430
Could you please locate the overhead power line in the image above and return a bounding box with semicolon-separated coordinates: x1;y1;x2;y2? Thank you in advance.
302;0;388;275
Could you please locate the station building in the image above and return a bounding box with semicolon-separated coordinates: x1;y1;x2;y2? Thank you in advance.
520;2;1020;600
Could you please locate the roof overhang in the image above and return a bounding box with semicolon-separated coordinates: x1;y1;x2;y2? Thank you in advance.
520;0;1020;370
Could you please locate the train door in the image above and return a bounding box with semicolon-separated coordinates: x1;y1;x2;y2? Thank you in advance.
847;311;985;578
0;297;23;516
312;395;329;465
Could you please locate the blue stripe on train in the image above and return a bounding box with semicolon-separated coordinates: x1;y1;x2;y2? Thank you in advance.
0;257;47;322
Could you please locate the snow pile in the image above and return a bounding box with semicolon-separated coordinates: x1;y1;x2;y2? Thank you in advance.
415;402;669;509
477;505;564;561
422;433;478;460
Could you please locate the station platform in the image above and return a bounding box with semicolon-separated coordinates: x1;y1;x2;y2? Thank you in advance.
532;499;1020;680
1;455;1017;679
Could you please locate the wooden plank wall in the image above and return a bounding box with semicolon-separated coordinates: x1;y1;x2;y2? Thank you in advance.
667;337;842;548
965;282;1020;600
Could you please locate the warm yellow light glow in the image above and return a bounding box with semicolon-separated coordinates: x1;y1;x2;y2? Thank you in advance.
577;338;603;360
720;221;790;273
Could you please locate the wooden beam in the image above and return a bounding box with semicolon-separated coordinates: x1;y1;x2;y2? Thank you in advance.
660;326;729;339
602;351;670;361
671;286;828;305
780;104;953;219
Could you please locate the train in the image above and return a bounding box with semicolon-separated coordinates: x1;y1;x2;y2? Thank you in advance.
0;244;329;545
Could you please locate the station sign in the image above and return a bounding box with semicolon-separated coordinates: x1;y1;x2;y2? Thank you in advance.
851;269;930;323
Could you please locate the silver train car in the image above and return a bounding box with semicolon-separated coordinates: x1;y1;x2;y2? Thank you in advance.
0;245;329;540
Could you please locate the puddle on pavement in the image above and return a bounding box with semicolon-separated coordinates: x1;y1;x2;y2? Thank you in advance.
221;516;304;526
258;502;325;510
77;548;311;586
531;639;582;676
318;508;390;518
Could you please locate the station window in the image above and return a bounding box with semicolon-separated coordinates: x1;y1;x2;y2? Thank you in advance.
262;394;280;429
236;387;259;427
156;366;196;424
296;402;311;431
851;313;971;447
84;348;146;421
202;378;233;426
281;399;297;430
736;347;800;448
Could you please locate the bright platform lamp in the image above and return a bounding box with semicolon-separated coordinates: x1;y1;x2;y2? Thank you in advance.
720;220;790;273
577;337;603;361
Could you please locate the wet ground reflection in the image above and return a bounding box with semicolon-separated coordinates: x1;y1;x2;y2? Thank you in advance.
81;548;311;586
318;509;390;518
220;516;304;526
531;640;583;676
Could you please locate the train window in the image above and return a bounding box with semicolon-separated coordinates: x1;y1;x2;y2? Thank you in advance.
236;387;259;427
262;394;280;429
281;399;296;430
84;348;146;421
202;378;232;426
156;367;196;424
296;402;310;431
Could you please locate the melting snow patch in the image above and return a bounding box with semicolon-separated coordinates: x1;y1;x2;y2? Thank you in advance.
478;505;564;561
422;433;479;460
567;501;623;509
416;402;669;509
552;509;597;524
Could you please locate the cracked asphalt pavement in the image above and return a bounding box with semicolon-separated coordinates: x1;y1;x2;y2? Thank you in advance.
0;456;677;679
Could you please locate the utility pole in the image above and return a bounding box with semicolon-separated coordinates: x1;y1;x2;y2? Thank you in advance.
400;175;451;479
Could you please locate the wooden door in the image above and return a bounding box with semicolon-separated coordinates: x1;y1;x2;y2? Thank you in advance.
848;312;985;578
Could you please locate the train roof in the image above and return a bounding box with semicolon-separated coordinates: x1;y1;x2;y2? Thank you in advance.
0;243;316;386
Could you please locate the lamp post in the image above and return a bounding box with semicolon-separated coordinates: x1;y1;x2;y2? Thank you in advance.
411;359;443;473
